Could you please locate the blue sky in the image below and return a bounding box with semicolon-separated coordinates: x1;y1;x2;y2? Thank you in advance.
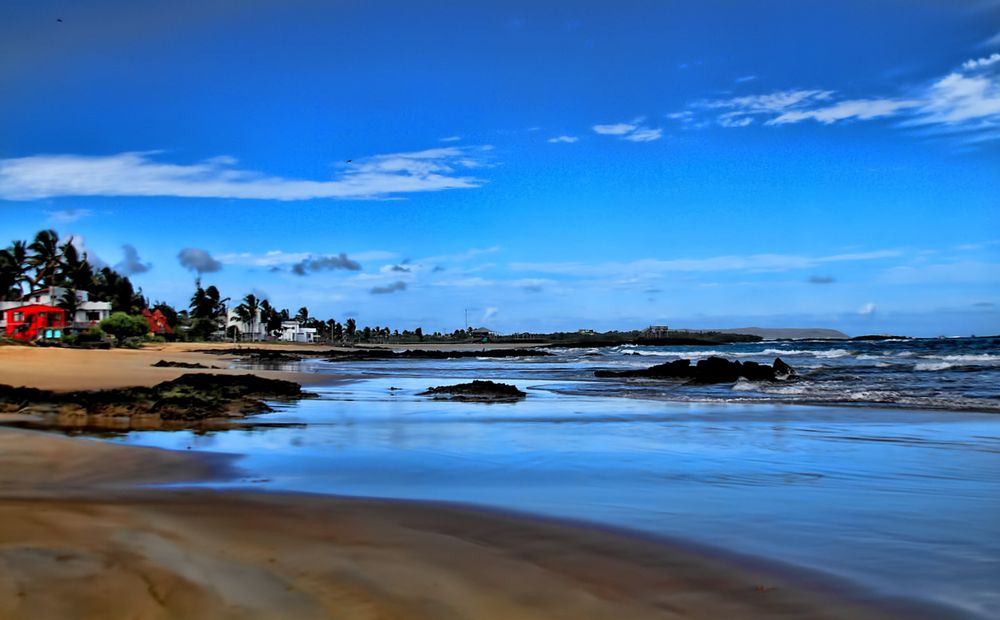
2;0;998;336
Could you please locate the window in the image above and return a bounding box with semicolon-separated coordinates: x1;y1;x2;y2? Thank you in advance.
86;311;101;321
13;312;23;322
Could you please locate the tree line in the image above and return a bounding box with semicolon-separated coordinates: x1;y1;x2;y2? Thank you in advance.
1;229;459;345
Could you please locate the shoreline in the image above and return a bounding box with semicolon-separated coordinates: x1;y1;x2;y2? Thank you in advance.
0;426;933;619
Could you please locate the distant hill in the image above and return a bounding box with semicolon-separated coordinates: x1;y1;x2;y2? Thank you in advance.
709;327;849;340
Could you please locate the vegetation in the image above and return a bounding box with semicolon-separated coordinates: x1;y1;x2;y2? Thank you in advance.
99;312;150;346
1;229;146;312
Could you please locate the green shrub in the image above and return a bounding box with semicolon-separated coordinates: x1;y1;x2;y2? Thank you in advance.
99;312;149;346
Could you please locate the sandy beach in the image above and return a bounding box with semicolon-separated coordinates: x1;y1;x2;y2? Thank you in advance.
0;344;935;619
0;425;915;620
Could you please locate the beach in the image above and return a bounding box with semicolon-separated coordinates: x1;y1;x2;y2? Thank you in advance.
0;343;954;619
1;425;902;619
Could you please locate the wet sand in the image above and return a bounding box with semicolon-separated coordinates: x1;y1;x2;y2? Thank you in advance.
0;427;912;620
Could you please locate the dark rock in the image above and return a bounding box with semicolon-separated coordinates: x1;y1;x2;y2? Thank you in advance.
595;357;795;384
152;360;210;369
418;380;527;402
0;373;306;427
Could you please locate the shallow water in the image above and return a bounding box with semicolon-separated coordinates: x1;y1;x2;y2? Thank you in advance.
112;371;1000;619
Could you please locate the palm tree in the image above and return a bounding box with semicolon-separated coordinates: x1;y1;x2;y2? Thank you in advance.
59;240;96;291
0;240;31;299
233;293;261;342
295;306;309;323
27;229;62;289
58;288;81;326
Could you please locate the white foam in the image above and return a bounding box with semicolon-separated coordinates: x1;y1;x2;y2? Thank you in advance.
925;354;1000;363
915;362;957;371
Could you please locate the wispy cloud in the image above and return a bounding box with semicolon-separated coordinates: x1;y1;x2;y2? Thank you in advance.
767;98;921;125
592;119;663;142
511;249;900;277
735;75;757;83
439;136;462;142
547;135;579;143
0;147;491;201
45;208;94;223
696;55;1000;140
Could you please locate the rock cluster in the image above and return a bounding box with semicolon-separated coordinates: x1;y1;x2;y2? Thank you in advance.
595;356;795;383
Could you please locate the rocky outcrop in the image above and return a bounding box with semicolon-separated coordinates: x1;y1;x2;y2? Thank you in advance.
151;360;213;369
0;373;307;427
595;357;795;383
418;380;527;402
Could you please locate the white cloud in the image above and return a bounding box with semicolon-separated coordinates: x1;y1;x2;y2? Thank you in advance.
915;71;1000;125
859;302;877;315
622;127;663;142
592;122;637;135
718;116;753;128
963;52;1000;70
439;136;462;142
767;98;921;125
0;147;490;201
735;75;758;83
592;119;663;142
482;307;499;321
547;135;579;143
696;56;1000;140
45;208;94;223
217;250;311;267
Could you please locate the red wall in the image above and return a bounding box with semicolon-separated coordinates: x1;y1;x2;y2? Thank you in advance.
4;304;67;341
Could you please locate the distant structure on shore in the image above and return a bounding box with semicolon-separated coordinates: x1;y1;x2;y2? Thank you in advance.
0;287;111;342
280;320;319;343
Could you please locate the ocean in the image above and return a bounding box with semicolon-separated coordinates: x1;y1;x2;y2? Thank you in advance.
111;336;1000;618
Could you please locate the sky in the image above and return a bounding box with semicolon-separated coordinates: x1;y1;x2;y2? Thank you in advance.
1;0;998;336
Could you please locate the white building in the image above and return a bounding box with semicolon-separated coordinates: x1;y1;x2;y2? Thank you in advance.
0;287;112;332
226;308;268;341
279;320;318;343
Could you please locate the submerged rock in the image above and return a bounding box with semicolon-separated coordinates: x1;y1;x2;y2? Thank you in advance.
595;356;795;383
419;380;527;402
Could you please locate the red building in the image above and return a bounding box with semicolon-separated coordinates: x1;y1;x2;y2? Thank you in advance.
142;308;173;335
3;304;67;342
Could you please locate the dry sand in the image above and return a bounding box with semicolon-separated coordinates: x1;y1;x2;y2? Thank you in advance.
0;342;335;391
0;344;923;619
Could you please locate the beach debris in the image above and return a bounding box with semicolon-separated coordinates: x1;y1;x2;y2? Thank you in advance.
418;380;527;402
594;356;796;383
